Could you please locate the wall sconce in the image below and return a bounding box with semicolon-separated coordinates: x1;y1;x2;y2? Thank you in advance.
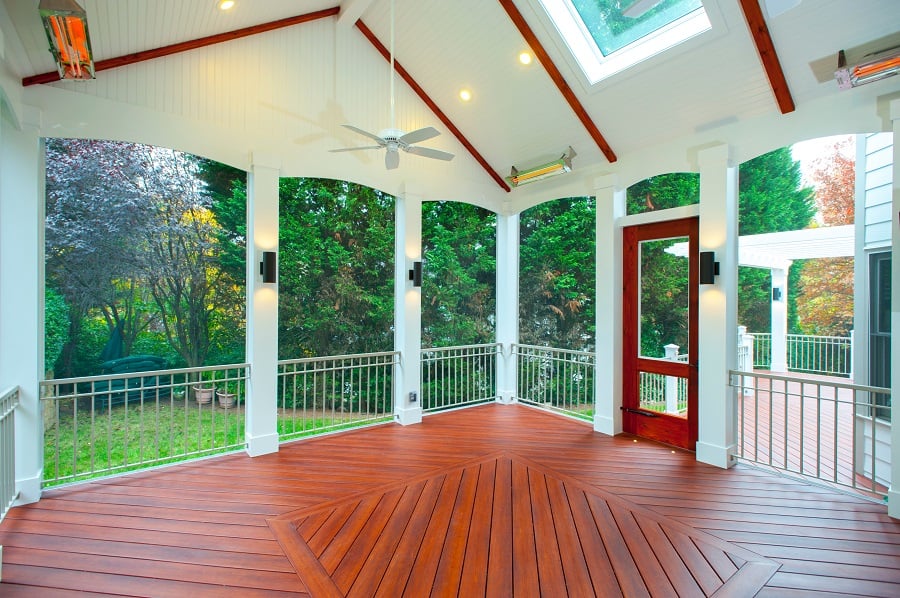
408;261;422;287
772;287;783;301
260;251;277;284
39;0;95;80
699;251;719;284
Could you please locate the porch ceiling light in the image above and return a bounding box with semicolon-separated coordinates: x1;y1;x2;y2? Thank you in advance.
835;46;900;90
506;146;576;188
39;0;95;80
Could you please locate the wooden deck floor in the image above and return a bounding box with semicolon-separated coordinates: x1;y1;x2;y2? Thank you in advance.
1;403;898;596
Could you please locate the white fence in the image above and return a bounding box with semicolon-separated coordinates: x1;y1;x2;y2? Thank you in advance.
515;344;594;420
40;364;248;487
420;344;499;412
277;351;397;439
1;386;19;522
750;332;852;378
639;344;688;414
730;369;890;496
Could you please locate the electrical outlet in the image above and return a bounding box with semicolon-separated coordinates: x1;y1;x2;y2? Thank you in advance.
409;391;417;403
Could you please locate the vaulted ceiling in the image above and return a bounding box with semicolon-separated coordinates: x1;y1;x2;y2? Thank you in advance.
1;0;897;208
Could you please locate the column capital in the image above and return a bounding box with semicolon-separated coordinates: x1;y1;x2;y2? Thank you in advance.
249;151;281;172
592;174;619;192
696;143;732;169
889;97;900;123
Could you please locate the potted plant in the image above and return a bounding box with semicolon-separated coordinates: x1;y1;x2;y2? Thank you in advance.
193;371;215;405
216;380;240;409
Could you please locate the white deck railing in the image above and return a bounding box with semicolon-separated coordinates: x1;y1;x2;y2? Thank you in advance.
750;332;852;377
420;344;499;412
639;345;689;414
730;369;890;497
514;344;594;420
40;364;248;487
277;351;398;439
1;386;19;522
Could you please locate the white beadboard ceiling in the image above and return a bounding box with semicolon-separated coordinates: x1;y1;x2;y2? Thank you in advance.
1;0;898;201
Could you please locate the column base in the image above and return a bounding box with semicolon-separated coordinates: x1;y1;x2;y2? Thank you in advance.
395;405;423;426
496;390;517;405
888;489;900;520
593;414;620;436
245;432;279;457
696;441;737;469
13;469;42;506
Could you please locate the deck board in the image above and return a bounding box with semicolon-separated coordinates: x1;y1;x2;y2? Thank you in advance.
2;403;898;596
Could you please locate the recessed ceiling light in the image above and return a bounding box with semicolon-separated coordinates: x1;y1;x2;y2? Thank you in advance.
519;51;533;65
218;0;235;10
459;88;472;102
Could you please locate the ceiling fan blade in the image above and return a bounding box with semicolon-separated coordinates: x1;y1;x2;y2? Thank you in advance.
329;145;383;153
399;126;440;146
406;146;455;162
341;124;386;145
385;149;400;170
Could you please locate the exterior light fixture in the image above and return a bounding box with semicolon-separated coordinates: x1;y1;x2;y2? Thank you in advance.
699;251;719;285
459;88;472;102
39;0;95;80
218;0;236;9
408;261;422;287
518;51;533;65
772;287;783;301
506;147;576;188
260;251;277;284
835;46;900;90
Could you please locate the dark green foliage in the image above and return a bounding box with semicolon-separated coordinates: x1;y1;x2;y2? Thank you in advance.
277;178;395;358
520;197;596;350
44;287;70;375
626;172;699;214
422;202;497;347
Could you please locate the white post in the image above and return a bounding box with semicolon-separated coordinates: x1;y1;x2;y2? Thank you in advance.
0;106;44;504
594;175;624;435
394;188;423;425
770;267;789;373
496;212;519;404
245;153;280;457
696;144;739;469
887;98;900;519
664;344;680;414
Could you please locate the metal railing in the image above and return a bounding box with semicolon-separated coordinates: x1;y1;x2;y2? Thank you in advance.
750;332;852;378
277;351;397;440
730;369;890;496
420;344;499;412
515;344;594;420
1;386;19;522
40;364;248;487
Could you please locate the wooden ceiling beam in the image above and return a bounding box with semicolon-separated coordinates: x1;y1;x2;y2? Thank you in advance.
738;0;795;114
355;19;511;192
497;0;617;163
23;7;340;87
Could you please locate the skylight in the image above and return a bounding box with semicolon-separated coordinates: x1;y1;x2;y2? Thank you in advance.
538;0;712;84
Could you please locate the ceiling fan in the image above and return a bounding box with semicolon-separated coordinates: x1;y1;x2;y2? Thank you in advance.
330;0;454;170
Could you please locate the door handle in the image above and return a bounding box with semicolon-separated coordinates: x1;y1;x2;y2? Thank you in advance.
620;406;659;418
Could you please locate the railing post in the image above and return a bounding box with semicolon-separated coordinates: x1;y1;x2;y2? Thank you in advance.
664;344;680;414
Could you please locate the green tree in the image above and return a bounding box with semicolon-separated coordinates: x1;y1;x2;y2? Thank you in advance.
421;202;496;347
519;197;595;350
626;172;699;214
44;287;70;375
277;178;394;358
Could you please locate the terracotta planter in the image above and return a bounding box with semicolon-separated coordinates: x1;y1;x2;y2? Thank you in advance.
194;386;214;404
216;390;236;409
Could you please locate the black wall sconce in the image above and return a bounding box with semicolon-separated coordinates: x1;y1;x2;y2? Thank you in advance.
772;287;783;301
699;251;719;284
260;251;277;284
408;261;422;287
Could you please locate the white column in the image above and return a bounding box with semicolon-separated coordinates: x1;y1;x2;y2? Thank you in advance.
394;189;423;425
696;144;739;469
770;266;789;372
496;212;519;404
888;98;900;519
0;106;43;504
245;153;280;457
594;175;624;435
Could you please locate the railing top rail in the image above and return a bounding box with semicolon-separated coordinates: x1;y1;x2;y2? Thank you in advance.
42;363;251;387
421;343;501;353
278;351;399;367
729;369;889;395
513;343;596;358
0;385;19;403
0;386;19;419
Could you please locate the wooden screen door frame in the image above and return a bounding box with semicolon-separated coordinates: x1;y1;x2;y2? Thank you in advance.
622;217;698;450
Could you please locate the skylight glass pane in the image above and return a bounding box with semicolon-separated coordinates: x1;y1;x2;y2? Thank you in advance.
571;0;704;55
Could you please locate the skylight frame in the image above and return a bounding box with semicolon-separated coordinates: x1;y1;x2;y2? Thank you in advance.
538;0;713;85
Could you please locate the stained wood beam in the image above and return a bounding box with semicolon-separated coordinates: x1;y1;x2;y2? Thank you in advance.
355;20;511;192
497;0;617;163
22;7;340;87
738;0;795;114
